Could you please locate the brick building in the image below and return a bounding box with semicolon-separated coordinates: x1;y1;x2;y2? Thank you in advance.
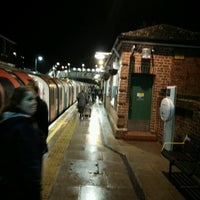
104;24;200;143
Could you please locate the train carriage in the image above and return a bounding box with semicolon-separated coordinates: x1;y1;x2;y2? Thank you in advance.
29;73;58;123
0;65;91;124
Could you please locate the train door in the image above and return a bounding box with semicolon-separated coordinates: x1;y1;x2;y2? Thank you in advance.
0;77;17;110
0;68;22;110
0;68;22;88
62;79;69;109
52;78;64;115
68;82;73;106
12;70;33;85
38;74;58;122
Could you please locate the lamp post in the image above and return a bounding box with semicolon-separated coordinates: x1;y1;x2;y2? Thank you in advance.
35;56;43;71
81;63;85;77
67;63;71;71
94;51;111;106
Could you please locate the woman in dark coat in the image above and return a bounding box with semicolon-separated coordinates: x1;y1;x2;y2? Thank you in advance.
77;90;88;119
0;86;44;200
31;82;49;153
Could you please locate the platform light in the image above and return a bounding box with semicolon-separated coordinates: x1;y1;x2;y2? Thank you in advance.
94;51;111;60
35;56;43;71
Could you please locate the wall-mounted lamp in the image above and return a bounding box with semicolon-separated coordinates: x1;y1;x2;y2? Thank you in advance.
142;48;151;59
131;45;138;53
132;45;155;56
131;45;136;52
141;48;155;59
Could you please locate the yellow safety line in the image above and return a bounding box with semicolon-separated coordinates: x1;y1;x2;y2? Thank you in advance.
41;119;76;200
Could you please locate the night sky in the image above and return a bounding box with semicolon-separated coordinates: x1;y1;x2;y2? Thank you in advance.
1;0;200;72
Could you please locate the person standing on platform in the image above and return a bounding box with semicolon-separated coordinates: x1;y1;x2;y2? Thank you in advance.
0;86;43;200
29;81;49;153
91;85;96;102
77;90;88;119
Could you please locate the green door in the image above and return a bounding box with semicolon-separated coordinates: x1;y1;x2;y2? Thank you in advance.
128;74;154;131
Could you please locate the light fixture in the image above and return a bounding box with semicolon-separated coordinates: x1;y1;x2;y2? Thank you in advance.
109;68;118;75
142;48;151;59
35;56;43;71
94;52;111;60
131;45;136;52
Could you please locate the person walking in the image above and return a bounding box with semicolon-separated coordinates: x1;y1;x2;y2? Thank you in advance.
77;90;88;119
0;86;44;200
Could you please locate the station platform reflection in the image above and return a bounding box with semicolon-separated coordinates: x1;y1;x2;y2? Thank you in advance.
42;100;185;200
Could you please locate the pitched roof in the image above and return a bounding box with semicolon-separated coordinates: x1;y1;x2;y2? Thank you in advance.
119;24;200;45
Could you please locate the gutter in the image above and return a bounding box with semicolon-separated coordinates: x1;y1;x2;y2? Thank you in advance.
106;36;200;65
119;39;200;49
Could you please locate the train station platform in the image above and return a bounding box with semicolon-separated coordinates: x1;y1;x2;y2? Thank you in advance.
41;100;185;200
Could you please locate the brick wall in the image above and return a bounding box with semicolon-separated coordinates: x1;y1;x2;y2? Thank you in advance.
156;49;200;142
107;43;200;141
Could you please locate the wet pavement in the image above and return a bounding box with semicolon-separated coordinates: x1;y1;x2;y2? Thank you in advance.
42;100;185;200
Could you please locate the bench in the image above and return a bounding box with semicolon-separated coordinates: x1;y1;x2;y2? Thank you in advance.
161;134;200;189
